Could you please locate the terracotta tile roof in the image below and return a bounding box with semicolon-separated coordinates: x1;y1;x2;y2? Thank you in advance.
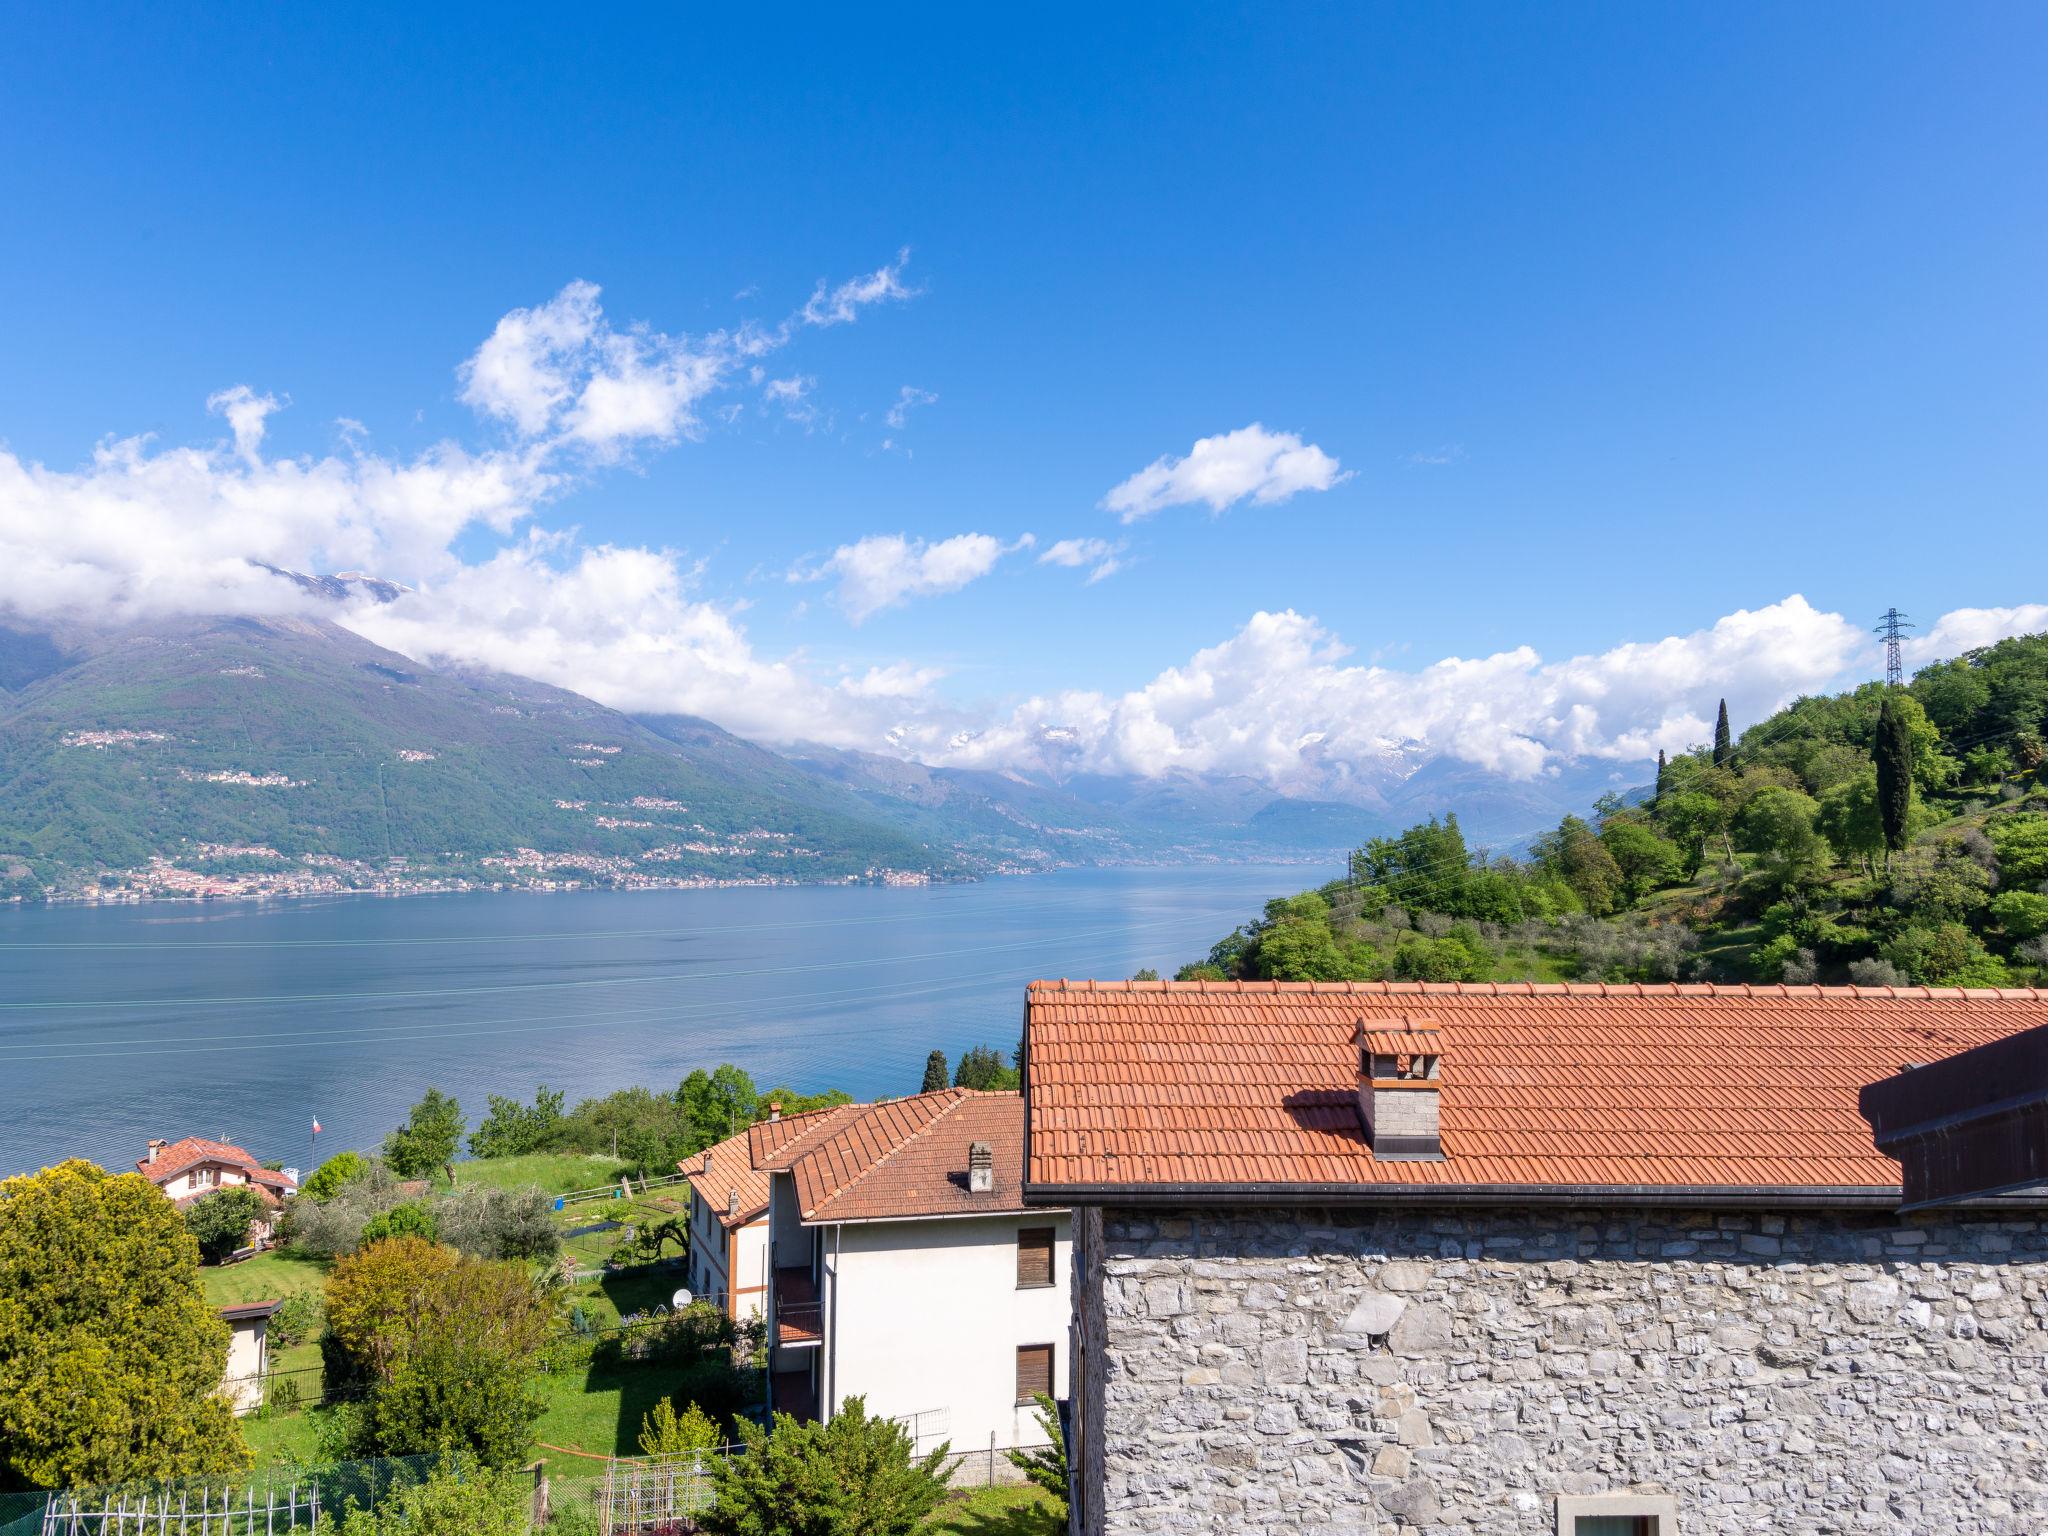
1023;980;2048;1201
139;1137;296;1199
748;1102;872;1171
752;1089;1045;1223
679;1127;771;1230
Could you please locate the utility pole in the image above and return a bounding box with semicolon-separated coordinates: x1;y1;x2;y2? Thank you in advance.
1874;607;1914;688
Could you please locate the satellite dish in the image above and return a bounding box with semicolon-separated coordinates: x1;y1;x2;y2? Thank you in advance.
671;1288;694;1309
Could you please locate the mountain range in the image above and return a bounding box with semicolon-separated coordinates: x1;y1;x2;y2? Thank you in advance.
0;587;1647;901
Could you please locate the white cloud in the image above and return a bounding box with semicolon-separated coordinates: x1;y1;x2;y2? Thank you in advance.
802;249;916;328
1038;537;1126;584
893;597;1882;797
1103;423;1350;523
886;386;938;430
840;661;947;700
206;386;284;464
798;532;1034;624
1901;604;2048;664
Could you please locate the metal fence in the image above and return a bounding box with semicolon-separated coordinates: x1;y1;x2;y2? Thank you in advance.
37;1481;321;1535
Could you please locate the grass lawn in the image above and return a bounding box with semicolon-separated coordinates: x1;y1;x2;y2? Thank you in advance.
450;1152;633;1196
238;1404;335;1467
923;1486;1062;1534
533;1360;676;1460
201;1250;329;1308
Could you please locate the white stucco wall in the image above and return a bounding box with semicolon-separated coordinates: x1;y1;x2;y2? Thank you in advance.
732;1219;769;1319
221;1319;267;1415
158;1162;252;1201
820;1212;1071;1455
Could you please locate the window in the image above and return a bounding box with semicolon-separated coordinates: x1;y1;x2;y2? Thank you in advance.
1555;1495;1678;1535
1016;1226;1055;1288
1015;1343;1053;1404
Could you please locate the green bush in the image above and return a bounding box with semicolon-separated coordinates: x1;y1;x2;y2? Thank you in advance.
1990;890;2048;942
359;1202;438;1248
704;1395;949;1536
270;1291;324;1349
185;1186;270;1264
301;1151;372;1203
335;1456;530;1536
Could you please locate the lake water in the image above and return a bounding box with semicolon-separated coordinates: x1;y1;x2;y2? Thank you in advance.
0;863;1318;1177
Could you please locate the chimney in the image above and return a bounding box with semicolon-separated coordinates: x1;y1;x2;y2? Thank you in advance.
968;1141;994;1194
728;1188;740;1219
768;1102;781;1122
146;1138;166;1165
701;1149;714;1173
1354;1018;1444;1161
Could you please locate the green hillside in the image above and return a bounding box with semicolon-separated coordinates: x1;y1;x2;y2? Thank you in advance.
0;615;944;898
1174;631;2048;989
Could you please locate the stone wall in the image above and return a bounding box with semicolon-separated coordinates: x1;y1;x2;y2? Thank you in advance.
1079;1205;2048;1535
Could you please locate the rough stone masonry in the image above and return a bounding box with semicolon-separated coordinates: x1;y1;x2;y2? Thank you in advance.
1077;1205;2048;1535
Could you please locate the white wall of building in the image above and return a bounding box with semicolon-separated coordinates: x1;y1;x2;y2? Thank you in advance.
221;1319;268;1415
689;1199;770;1323
820;1212;1071;1455
160;1162;253;1201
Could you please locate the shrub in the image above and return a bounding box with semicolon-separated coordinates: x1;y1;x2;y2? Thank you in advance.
1885;923;2010;988
359;1202;437;1248
270;1291;324;1349
704;1395;949;1536
1006;1394;1068;1516
185;1185;269;1264
639;1398;722;1458
335;1456;530;1536
300;1151;371;1203
436;1187;561;1263
290;1163;417;1259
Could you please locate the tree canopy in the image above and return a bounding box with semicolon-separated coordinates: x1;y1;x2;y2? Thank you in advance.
0;1161;250;1490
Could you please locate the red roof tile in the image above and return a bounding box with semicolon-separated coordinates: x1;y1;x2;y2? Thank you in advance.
1022;980;2048;1199
679;1127;771;1229
139;1137;296;1198
752;1089;1044;1223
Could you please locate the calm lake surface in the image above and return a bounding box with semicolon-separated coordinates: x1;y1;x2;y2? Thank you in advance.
0;864;1318;1177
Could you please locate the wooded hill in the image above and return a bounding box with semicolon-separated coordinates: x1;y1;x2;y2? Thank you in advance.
1179;631;2048;989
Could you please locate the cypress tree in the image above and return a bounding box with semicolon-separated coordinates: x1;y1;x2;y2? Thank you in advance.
1712;700;1733;768
1654;749;1668;804
919;1050;949;1095
1875;695;1914;864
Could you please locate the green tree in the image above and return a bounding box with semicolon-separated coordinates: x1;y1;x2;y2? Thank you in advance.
335;1456;530;1536
1006;1394;1069;1515
639;1397;723;1457
1654;789;1729;878
1653;748;1668;804
1885;923;2010;988
953;1045;1017;1091
1874;694;1915;865
1598;818;1683;905
326;1239;549;1466
0;1161;250;1489
919;1051;949;1095
1816;769;1886;874
1989;814;2048;885
467;1086;564;1159
300;1150;370;1202
678;1066;761;1153
1713;699;1733;768
184;1185;268;1264
1990;891;2048;942
1533;816;1625;915
384;1089;466;1182
704;1396;949;1536
1736;787;1832;898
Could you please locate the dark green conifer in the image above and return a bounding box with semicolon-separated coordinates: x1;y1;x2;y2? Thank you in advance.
1875;694;1914;865
919;1050;949;1095
1654;748;1667;803
1712;700;1733;768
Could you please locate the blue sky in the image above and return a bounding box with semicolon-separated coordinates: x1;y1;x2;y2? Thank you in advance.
2;4;2043;787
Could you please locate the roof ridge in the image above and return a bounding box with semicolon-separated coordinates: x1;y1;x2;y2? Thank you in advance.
797;1089;972;1219
1024;979;2048;1001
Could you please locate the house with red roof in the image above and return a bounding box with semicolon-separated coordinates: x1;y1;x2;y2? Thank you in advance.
139;1135;297;1250
749;1088;1071;1471
679;1126;772;1324
1022;980;2048;1536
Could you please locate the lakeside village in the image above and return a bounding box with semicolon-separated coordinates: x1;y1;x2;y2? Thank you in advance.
7;982;2048;1536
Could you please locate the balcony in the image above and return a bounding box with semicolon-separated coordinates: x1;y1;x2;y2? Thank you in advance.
774;1265;823;1347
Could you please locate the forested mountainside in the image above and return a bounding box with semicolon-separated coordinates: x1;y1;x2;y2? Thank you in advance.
1172;632;2048;989
0;615;942;899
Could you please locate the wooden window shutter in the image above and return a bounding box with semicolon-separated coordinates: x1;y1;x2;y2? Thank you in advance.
1015;1343;1053;1404
1016;1226;1055;1288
